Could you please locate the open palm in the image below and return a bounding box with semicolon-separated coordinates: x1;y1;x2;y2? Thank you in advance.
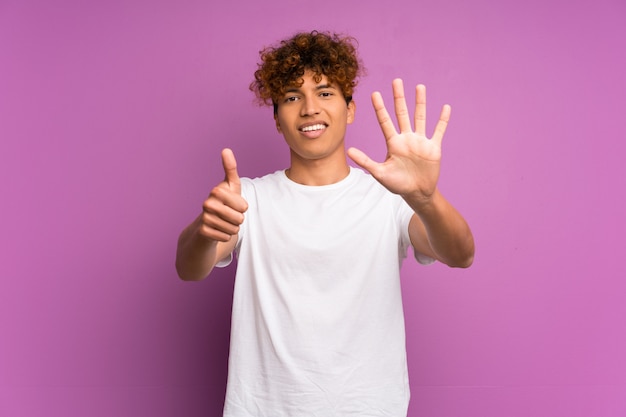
348;79;450;202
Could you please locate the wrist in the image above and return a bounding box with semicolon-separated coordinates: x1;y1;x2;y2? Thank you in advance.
403;188;439;212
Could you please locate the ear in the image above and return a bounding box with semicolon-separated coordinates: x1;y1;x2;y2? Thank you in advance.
274;114;282;133
347;100;356;124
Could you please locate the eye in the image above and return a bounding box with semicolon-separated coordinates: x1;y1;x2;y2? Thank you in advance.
319;91;333;98
284;96;299;103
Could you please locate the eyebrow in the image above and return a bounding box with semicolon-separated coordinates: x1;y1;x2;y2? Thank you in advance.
285;84;336;93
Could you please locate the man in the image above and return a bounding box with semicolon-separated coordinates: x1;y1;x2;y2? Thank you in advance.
176;31;474;416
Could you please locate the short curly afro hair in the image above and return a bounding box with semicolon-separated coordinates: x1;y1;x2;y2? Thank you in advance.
250;31;364;113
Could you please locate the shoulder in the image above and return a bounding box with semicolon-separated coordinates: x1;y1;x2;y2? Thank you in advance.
350;167;396;197
350;167;413;214
240;170;287;201
348;166;377;187
241;170;285;188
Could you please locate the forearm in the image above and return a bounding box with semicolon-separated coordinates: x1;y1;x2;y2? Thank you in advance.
175;216;221;281
406;189;475;268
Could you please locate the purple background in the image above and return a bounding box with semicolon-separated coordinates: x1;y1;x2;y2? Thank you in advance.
1;0;625;416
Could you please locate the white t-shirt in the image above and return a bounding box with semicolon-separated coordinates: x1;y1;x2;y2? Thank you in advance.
221;167;432;417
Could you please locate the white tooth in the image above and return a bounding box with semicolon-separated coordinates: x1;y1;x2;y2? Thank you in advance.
302;124;325;132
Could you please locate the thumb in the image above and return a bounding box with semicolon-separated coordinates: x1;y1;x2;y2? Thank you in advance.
347;147;380;176
221;148;241;194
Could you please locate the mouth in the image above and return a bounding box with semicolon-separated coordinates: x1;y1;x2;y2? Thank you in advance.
299;123;327;133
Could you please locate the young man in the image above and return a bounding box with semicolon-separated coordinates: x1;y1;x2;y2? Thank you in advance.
176;31;474;416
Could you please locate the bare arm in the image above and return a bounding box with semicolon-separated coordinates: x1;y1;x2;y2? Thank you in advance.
175;149;248;281
348;80;474;268
406;193;474;268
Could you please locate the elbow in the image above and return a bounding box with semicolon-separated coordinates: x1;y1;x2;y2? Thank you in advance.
450;253;474;268
451;242;474;268
451;235;475;268
175;263;192;281
443;242;475;269
175;257;187;281
175;259;208;282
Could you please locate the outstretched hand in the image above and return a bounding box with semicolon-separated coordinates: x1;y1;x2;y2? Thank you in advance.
348;79;450;203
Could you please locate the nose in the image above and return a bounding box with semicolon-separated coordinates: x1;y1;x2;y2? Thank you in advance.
300;95;320;116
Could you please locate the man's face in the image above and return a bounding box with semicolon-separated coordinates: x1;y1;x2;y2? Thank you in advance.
274;70;355;163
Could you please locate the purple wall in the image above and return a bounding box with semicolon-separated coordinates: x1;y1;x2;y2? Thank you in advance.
1;0;625;416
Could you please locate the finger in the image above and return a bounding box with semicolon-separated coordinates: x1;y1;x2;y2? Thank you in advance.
347;147;381;177
392;79;412;133
202;209;242;236
414;84;426;136
199;221;237;242
221;148;241;194
431;104;451;147
371;91;398;141
210;183;248;216
202;196;246;236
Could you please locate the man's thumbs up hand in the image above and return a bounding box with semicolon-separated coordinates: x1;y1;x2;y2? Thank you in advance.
200;149;248;242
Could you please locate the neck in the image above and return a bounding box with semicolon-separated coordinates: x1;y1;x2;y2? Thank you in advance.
286;152;350;186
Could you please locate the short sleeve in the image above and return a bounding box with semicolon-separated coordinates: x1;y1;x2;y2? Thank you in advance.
215;253;233;268
396;196;436;266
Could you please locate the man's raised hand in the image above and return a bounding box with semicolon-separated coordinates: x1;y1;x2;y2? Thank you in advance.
348;79;451;203
200;148;248;242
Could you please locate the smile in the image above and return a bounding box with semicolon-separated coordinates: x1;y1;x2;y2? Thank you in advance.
299;124;327;132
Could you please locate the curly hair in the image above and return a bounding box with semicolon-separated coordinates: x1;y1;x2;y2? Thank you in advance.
250;31;364;112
